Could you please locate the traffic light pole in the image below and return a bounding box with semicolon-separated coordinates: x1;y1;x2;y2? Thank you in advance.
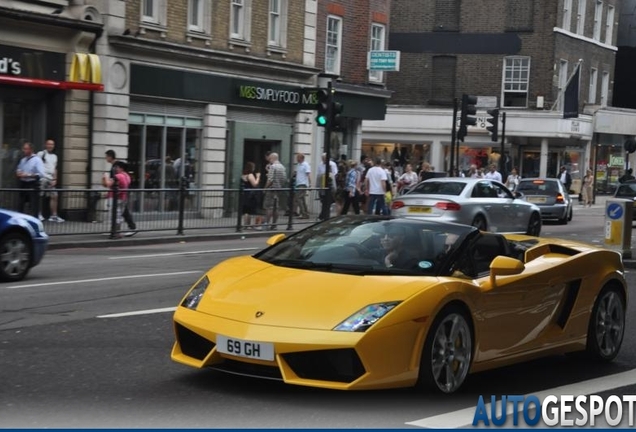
450;98;458;176
500;112;506;176
321;80;334;220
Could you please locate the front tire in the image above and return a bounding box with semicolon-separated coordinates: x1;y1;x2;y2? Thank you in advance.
471;215;487;231
417;306;473;394
526;212;541;236
0;232;32;282
586;286;625;362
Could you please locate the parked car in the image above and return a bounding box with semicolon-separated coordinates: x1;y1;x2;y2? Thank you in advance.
0;208;49;282
614;180;636;220
171;216;626;393
390;177;542;235
516;178;573;224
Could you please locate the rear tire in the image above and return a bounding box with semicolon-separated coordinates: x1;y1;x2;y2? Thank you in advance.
471;215;487;231
0;232;32;282
416;306;473;394
586;286;625;362
526;212;541;236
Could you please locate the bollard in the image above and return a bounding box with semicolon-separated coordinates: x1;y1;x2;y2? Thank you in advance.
236;181;244;233
287;182;294;231
109;177;119;239
177;176;187;236
604;199;633;259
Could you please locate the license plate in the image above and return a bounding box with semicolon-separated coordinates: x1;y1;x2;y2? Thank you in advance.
527;196;546;203
408;206;432;213
216;335;275;361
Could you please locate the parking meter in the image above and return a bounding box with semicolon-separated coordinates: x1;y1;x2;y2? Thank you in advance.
604;199;633;259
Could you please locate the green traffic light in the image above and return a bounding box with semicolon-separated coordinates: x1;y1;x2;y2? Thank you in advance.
316;115;327;126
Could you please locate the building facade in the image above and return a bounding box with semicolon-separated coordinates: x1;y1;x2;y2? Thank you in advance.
312;0;392;172
0;0;104;200
363;0;635;195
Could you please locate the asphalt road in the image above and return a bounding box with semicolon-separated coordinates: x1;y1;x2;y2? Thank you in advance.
2;208;636;428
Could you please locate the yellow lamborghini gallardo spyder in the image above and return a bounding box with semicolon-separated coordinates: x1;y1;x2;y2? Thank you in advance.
171;216;627;393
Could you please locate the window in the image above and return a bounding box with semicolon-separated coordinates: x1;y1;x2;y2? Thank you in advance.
434;0;460;31
231;0;251;40
141;0;166;27
563;0;572;31
605;5;615;44
558;59;569;110
506;0;534;31
502;57;531;107
589;68;598;104
268;0;287;47
325;16;342;75
593;0;603;40
369;23;385;82
188;0;205;32
601;71;609;106
576;0;586;34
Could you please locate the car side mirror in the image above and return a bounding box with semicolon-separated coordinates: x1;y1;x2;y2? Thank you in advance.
266;233;286;246
489;256;525;287
514;191;524;199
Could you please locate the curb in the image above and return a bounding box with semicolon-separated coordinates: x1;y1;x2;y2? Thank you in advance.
46;230;285;251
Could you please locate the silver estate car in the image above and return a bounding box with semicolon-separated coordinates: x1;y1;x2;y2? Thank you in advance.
390;177;542;235
516;178;573;224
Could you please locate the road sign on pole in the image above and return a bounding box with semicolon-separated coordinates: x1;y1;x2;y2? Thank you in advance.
368;51;401;71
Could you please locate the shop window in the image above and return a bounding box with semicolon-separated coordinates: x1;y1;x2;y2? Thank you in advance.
127;114;202;213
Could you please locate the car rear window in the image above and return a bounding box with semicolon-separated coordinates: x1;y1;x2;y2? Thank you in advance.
408;181;465;196
517;180;559;194
616;183;636;197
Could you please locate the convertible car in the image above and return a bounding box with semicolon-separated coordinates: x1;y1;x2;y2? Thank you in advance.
171;216;627;393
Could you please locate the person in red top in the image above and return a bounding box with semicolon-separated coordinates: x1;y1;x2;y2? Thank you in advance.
102;161;131;238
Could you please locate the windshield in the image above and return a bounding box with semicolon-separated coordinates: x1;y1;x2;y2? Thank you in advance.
616;183;636;197
254;216;475;276
408;181;466;196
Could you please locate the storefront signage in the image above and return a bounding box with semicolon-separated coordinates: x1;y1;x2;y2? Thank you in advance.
609;155;624;167
237;84;317;106
0;57;21;75
0;45;65;80
368;50;401;71
571;121;580;133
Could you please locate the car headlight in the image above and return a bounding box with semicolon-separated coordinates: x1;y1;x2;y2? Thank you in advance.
181;276;209;310
333;302;401;332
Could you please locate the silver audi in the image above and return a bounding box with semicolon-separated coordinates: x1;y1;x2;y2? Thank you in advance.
390;177;542;235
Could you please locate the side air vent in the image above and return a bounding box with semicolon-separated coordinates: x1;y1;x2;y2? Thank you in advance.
556;279;582;328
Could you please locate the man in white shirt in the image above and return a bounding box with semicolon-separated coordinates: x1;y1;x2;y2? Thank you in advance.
365;158;388;215
294;153;311;219
483;164;502;183
37;139;64;222
317;153;338;220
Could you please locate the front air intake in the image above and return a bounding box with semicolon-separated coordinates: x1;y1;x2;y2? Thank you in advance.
282;348;365;383
175;323;215;360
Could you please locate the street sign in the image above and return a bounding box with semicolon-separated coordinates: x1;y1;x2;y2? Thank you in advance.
607;203;624;220
368;51;400;71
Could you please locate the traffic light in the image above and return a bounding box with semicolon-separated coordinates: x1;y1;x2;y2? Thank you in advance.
315;89;330;127
331;101;344;130
486;108;499;142
458;94;477;142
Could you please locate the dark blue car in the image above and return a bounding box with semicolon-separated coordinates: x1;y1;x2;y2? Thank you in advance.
0;208;49;282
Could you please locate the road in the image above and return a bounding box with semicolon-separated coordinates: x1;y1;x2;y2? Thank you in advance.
2;210;636;428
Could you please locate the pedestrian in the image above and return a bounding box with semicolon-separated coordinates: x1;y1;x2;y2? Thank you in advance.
37;139;64;222
16;141;45;217
365;158;388;215
263;152;287;230
105;150;137;236
102;161;131;239
582;169;594;207
558;166;572;192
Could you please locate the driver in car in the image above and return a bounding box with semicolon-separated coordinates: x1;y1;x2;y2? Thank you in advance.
380;225;420;269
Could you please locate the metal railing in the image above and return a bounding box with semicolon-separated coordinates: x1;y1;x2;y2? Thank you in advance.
0;179;336;237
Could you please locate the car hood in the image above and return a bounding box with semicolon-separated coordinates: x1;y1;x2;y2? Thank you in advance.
194;256;439;330
0;208;39;224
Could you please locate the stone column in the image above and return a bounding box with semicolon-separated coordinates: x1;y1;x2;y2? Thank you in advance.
540;138;549;177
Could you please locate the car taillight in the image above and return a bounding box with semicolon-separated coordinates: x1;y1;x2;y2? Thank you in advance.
556;194;564;203
435;202;461;211
391;201;405;210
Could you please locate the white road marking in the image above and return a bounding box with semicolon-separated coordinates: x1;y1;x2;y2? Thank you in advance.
107;248;258;260
406;368;636;428
97;307;177;318
4;271;202;289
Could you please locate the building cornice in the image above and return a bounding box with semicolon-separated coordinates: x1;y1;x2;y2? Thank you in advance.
553;27;618;52
109;35;321;80
0;6;103;36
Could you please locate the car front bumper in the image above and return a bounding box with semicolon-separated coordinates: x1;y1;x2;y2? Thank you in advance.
31;234;48;267
171;307;425;390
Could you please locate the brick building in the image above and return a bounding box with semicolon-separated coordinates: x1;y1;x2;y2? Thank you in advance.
313;0;392;168
363;0;636;195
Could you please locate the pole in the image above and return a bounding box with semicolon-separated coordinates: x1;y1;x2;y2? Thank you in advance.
287;127;294;231
450;98;458;176
500;112;506;177
320;80;334;220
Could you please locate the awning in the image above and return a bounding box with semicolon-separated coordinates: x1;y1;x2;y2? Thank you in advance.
0;75;103;91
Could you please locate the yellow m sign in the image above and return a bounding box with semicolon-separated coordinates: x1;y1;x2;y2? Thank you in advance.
69;53;102;84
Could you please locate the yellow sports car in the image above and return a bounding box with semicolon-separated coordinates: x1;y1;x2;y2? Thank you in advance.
171;216;627;393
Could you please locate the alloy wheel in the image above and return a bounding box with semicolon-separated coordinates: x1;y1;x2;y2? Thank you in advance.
430;313;472;393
